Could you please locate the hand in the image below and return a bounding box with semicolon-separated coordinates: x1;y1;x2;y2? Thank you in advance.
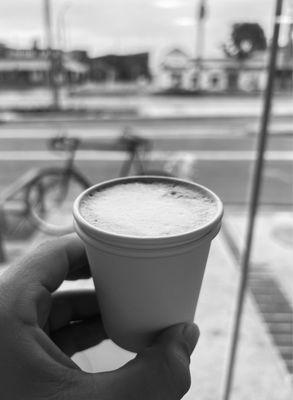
0;235;199;400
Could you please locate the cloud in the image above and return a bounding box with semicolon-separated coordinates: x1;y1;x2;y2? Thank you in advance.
0;0;276;56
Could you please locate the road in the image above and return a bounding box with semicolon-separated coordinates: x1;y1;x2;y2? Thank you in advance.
0;116;292;205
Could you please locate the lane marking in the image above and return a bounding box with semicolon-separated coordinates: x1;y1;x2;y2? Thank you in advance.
0;130;118;139
0;129;244;140
0;124;291;139
0;150;292;161
0;127;291;140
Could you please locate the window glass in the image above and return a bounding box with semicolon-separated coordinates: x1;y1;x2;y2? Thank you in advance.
0;1;292;399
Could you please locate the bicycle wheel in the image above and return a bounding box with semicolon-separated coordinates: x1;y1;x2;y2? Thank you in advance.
25;167;89;236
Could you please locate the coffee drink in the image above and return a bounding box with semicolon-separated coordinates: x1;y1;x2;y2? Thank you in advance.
80;181;217;238
74;176;223;352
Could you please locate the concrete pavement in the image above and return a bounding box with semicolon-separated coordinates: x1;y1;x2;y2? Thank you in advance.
1;90;292;118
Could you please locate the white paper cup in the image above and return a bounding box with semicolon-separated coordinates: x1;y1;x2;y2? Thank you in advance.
73;176;223;353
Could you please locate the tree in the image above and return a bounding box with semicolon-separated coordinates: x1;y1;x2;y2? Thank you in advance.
223;23;267;60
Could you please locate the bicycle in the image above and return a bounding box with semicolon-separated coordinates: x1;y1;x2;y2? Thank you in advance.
25;127;172;235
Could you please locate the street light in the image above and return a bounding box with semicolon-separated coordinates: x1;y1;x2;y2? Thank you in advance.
57;1;72;51
57;2;73;91
195;0;207;90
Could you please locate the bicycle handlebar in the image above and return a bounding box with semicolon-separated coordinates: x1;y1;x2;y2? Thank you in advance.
49;131;152;153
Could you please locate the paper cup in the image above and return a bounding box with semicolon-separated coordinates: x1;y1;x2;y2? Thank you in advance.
73;176;223;353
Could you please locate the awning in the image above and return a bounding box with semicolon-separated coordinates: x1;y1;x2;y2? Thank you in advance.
0;59;48;72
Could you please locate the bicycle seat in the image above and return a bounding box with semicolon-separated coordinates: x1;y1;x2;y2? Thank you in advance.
121;128;151;151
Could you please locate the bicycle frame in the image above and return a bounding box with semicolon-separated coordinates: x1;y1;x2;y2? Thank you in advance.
54;133;152;181
118;145;150;176
24;131;170;236
54;142;91;198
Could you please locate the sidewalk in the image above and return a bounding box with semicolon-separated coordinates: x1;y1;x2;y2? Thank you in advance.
187;231;292;400
223;209;293;306
1;208;292;399
1;90;292;124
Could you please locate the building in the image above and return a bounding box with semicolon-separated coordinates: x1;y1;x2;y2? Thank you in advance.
0;42;152;88
157;43;293;93
159;48;190;90
90;53;151;82
0;44;89;88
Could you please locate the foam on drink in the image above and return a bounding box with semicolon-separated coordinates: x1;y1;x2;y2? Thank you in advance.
80;182;217;238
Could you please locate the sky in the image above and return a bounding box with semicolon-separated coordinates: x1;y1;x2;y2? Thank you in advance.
0;0;291;65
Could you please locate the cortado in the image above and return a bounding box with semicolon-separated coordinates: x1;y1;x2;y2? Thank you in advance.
80;181;217;238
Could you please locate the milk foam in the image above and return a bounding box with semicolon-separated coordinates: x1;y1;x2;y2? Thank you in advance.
80;182;217;237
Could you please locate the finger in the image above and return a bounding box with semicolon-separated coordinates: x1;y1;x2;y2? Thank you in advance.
51;316;107;357
49;290;100;332
15;234;88;292
155;322;199;357
86;323;199;400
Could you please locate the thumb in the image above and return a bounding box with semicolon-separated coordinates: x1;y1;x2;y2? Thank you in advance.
89;323;199;400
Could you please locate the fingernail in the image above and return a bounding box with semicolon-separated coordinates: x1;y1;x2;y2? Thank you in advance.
183;323;200;353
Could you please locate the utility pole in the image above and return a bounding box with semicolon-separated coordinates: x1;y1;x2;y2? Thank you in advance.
284;1;293;63
221;0;284;399
44;0;60;109
195;0;207;90
57;2;72;93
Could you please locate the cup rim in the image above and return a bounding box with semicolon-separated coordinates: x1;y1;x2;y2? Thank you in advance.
73;176;224;246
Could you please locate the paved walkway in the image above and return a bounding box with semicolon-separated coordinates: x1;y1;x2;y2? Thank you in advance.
1;89;292;117
223;209;293;305
187;231;292;400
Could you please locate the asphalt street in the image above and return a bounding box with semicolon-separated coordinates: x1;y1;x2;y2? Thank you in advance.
0;116;292;205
